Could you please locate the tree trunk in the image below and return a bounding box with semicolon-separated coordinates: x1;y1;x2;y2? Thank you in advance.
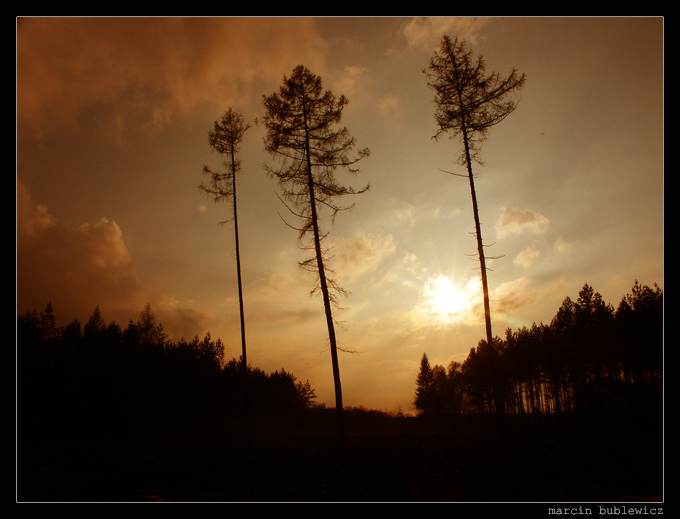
460;125;506;428
307;172;346;450
303;107;346;451
231;145;253;454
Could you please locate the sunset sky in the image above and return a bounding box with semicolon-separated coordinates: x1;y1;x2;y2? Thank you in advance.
16;17;664;413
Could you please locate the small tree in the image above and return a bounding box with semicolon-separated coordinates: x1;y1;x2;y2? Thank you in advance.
84;305;106;341
414;353;435;414
260;65;370;450
425;35;526;423
135;303;167;347
201;107;253;452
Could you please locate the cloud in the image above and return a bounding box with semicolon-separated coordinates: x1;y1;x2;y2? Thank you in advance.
401;17;490;49
75;218;132;269
16;178;213;335
496;207;550;239
554;235;577;253
377;94;403;117
492;277;534;315
240;271;322;327
147;294;212;341
17;18;328;139
17;179;138;319
490;274;570;328
334;65;368;97
381;198;459;231
330;231;397;283
514;246;541;268
388;199;417;227
16;178;55;240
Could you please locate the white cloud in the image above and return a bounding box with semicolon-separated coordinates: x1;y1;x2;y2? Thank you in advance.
496;207;550;239
514;246;541;268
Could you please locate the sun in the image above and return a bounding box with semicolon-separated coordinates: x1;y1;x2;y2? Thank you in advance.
426;276;468;314
420;275;479;325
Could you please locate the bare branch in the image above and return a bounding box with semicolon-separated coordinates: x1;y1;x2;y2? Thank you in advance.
438;167;469;178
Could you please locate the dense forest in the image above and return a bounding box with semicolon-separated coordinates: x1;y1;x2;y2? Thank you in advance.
414;281;663;423
17;303;319;446
16;279;663;502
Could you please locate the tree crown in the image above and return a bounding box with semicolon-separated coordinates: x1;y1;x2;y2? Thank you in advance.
425;35;526;165
260;65;370;229
200;108;250;207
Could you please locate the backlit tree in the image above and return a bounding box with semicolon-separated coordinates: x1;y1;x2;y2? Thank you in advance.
200;107;253;452
414;353;435;414
425;35;526;422
260;65;370;450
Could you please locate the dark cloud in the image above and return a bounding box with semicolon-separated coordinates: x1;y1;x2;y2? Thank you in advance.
17;17;328;140
17;178;212;336
17;178;141;323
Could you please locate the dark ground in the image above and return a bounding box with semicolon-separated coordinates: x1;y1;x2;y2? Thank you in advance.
17;411;663;503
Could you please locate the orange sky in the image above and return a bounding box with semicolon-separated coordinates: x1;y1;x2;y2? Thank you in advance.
16;17;664;413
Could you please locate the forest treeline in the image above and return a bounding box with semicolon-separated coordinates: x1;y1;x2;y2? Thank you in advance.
414;281;663;422
17;303;319;444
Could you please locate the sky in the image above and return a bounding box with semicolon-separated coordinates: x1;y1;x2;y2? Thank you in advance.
16;17;664;413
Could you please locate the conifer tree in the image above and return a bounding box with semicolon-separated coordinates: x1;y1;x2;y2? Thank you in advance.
414;353;435;414
260;65;370;450
425;35;526;422
201;107;253;452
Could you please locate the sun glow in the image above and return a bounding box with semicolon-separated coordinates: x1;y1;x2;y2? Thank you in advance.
419;275;480;325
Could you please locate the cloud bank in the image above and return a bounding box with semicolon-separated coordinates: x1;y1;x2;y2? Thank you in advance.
17;17;328;140
16;178;209;339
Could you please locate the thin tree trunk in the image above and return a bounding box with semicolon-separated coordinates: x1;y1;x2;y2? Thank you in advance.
465;152;493;345
460;121;506;428
231;145;253;454
307;171;346;450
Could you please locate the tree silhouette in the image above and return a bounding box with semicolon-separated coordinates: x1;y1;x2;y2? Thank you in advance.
38;301;59;342
83;305;106;341
17;283;661;501
414;353;435;414
425;35;526;423
260;65;370;450
415;281;662;421
133;303;167;347
200;108;254;452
